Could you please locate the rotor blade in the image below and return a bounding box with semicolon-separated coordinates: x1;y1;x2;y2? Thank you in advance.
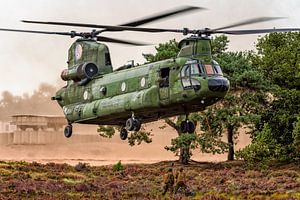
0;28;80;37
22;20;186;33
97;36;149;46
211;17;286;31
214;28;300;35
120;6;205;27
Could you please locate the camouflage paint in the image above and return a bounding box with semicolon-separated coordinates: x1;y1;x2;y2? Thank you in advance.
54;37;229;126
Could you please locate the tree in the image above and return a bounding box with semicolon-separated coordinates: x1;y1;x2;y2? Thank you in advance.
142;39;179;63
163;114;227;164
237;32;300;165
254;32;300;89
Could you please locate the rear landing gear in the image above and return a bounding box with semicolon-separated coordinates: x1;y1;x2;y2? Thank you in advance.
180;120;196;133
64;124;73;138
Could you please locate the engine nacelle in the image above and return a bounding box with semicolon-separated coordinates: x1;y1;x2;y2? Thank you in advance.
61;62;98;82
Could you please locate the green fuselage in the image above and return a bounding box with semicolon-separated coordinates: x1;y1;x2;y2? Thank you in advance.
54;37;229;126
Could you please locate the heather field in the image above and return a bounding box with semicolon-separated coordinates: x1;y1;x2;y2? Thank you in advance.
0;160;299;199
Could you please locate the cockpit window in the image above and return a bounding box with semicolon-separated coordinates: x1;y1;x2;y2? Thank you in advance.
190;64;200;75
204;64;214;75
181;65;189;77
212;60;223;75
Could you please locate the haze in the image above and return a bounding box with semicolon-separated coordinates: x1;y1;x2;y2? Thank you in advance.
0;0;299;95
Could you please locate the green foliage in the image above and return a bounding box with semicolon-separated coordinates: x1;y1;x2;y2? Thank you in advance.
254;32;300;89
112;160;124;172
143;39;179;63
211;35;229;57
98;126;152;146
293;117;300;148
238;33;300;165
165;133;197;153
201;36;268;160
128;131;152;146
97;126;116;138
164;114;228;162
258;88;300;146
236;124;280;168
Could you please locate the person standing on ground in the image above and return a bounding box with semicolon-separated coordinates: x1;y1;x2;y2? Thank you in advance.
174;167;187;194
162;168;175;195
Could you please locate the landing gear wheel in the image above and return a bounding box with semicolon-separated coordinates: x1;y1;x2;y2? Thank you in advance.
180;121;188;133
133;119;141;132
126;118;135;131
126;118;141;132
180;120;196;134
187;120;196;133
120;128;128;140
64;124;73;138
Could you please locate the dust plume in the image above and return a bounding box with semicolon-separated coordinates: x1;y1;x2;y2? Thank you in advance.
0;83;62;121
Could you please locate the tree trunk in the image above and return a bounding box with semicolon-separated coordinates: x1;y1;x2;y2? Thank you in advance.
179;147;190;165
227;125;234;161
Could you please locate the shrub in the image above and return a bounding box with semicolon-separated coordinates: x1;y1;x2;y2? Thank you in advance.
75;162;90;172
112;161;124;172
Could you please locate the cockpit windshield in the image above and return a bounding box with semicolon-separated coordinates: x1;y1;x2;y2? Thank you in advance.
212;60;223;76
180;60;223;78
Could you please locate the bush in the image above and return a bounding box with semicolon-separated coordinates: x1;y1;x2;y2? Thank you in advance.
112;161;124;172
75;162;90;172
236;125;280;168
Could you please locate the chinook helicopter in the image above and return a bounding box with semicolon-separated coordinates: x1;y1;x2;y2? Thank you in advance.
1;6;299;140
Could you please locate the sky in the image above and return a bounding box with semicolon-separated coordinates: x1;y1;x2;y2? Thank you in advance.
0;0;300;95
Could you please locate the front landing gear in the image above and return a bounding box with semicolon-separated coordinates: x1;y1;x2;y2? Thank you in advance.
119;115;142;140
120;128;128;140
64;124;73;138
180;120;196;133
125;117;141;132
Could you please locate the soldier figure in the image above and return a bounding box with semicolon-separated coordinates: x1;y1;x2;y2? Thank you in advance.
174;167;187;194
162;168;175;195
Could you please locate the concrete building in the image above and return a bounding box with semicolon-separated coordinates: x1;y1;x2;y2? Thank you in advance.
0;121;16;133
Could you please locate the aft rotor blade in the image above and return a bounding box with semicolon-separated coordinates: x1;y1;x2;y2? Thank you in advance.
120;6;204;27
0;28;80;37
22;20;185;33
97;36;149;46
215;28;300;35
211;17;285;31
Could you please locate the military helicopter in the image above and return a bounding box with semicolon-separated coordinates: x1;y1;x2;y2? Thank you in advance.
0;6;299;140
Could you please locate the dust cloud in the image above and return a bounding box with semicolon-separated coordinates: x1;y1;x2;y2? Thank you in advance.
0;84;251;165
0;83;63;121
0;121;251;166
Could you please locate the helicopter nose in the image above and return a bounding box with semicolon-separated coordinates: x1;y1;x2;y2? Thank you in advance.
208;77;229;92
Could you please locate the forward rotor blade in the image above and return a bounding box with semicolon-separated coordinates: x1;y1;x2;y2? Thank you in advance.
120;6;205;27
97;36;149;46
214;28;300;35
211;17;285;31
22;20;185;33
0;28;80;37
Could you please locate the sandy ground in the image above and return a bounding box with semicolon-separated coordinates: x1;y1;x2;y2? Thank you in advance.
0;121;251;166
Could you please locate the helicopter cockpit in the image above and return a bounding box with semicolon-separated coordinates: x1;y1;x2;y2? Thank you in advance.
180;59;228;91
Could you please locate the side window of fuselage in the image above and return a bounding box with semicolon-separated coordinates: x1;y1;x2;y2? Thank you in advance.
159;68;170;88
181;65;192;88
105;52;112;66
